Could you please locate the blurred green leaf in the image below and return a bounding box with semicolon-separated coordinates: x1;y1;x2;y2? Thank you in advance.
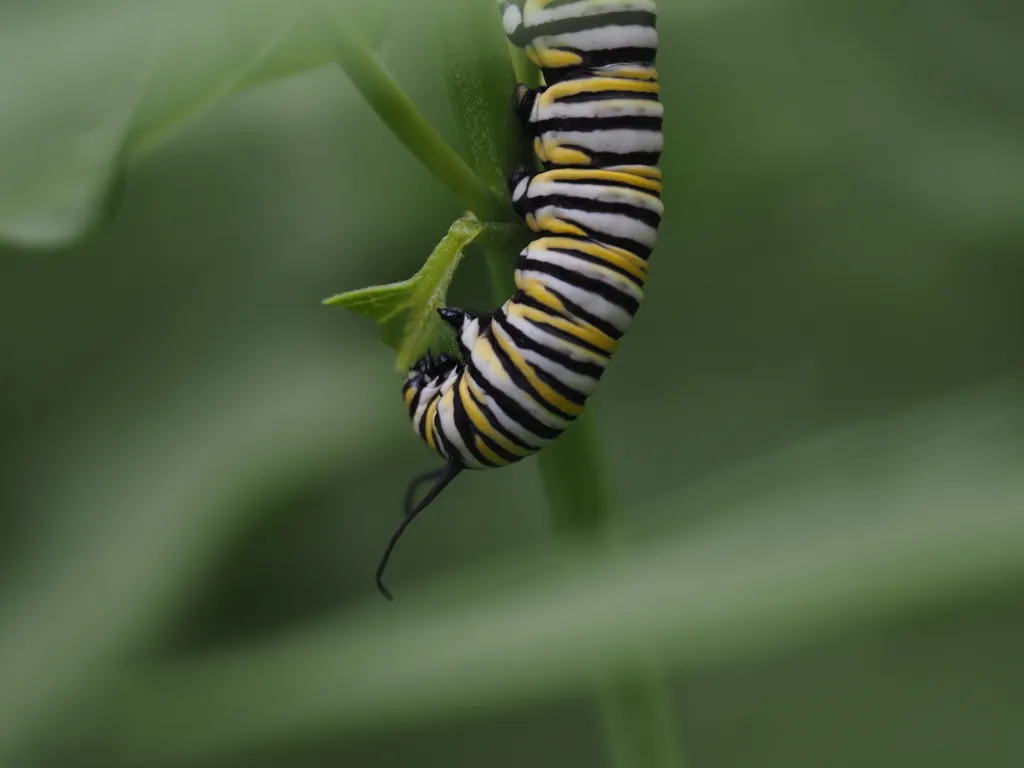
84;382;1024;764
325;214;484;369
0;4;157;248
0;343;399;766
129;0;394;156
0;0;392;249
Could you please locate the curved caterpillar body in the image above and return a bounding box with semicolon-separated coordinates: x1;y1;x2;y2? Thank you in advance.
378;0;661;598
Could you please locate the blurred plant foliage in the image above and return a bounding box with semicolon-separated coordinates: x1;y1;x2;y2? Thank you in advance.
1;1;1023;768
0;0;391;248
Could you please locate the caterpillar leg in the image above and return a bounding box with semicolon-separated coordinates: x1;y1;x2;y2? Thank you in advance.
512;83;541;130
508;165;533;222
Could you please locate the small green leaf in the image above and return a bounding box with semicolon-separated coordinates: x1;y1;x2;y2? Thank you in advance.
324;277;421;352
325;215;485;371
324;278;419;322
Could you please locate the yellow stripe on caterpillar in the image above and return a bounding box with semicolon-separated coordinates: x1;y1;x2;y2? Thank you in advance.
474;436;508;466
491;323;585;416
508;303;618;355
517;275;568;314
423;397;440;450
459;375;532;457
535;236;650;283
542;167;663;194
610;165;663;181
540;77;659;108
606;66;659;81
528;213;589;238
535;138;592;167
533;47;584;69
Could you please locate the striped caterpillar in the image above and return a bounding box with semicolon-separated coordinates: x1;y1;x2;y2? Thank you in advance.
378;0;662;599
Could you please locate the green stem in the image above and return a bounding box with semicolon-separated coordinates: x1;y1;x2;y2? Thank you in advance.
598;670;684;768
322;3;508;222
536;410;613;543
509;45;544;90
457;3;684;763
484;249;684;768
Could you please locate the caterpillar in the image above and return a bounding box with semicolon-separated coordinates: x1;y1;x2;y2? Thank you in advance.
376;0;662;599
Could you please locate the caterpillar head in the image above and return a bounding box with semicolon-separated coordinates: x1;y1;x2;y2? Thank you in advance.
439;308;486;360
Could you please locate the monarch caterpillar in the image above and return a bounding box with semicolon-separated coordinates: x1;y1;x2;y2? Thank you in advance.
377;0;662;599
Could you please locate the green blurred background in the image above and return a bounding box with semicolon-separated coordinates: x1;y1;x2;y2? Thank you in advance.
2;1;1024;766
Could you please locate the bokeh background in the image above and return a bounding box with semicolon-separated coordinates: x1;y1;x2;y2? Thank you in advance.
2;1;1024;766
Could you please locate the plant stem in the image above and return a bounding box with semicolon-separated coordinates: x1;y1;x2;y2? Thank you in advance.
598;666;685;768
485;248;684;768
322;3;508;222
458;2;685;762
509;45;544;90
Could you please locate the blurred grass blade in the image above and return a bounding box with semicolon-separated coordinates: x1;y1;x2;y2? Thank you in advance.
0;0;392;249
84;383;1024;764
0;345;399;766
321;0;509;222
325;215;484;370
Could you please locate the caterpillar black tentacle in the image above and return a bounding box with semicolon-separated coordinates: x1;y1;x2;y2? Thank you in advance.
376;0;661;599
376;460;464;602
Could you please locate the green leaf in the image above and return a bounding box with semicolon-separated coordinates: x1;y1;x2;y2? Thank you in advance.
81;383;1024;764
0;343;400;766
0;4;157;248
325;214;485;370
325;278;420;352
0;0;393;249
323;280;416;320
129;0;395;157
